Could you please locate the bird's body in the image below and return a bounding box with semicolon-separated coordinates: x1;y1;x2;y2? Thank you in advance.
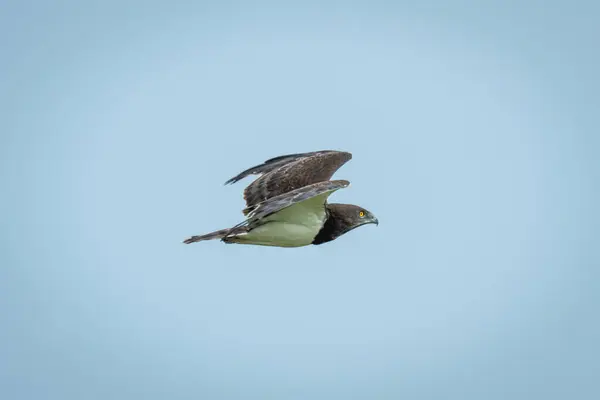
231;192;329;247
183;150;377;247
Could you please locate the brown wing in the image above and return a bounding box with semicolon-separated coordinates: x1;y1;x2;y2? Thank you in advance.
225;150;352;215
224;151;324;185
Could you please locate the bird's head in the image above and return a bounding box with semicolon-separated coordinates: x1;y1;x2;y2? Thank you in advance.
327;203;378;236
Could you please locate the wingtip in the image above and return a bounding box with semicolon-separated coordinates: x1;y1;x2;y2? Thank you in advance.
183;236;200;244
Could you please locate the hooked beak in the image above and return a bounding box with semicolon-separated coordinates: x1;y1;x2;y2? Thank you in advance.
371;216;379;226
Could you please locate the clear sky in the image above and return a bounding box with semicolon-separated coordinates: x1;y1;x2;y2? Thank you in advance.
1;1;599;399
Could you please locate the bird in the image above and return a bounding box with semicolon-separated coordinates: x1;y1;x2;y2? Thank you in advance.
183;150;378;247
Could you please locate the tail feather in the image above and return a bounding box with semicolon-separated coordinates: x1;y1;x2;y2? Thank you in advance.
183;227;246;244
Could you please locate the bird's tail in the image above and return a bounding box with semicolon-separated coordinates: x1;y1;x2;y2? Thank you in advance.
183;227;247;244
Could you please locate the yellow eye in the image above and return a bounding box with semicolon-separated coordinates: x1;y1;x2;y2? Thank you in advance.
359;211;365;217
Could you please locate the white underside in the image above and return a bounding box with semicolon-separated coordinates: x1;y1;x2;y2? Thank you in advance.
231;193;329;247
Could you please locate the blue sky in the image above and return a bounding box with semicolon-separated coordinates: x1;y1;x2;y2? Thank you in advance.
1;1;599;399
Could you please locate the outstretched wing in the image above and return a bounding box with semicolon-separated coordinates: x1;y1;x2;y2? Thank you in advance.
225;151;324;185
223;180;349;238
225;150;352;215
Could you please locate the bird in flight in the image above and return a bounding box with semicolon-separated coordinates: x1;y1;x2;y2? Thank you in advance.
183;150;378;247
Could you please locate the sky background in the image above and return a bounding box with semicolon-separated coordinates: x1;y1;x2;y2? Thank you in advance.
1;1;599;399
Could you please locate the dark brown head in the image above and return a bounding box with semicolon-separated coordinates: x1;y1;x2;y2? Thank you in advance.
312;203;378;245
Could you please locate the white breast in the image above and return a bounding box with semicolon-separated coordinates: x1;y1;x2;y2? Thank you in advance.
233;193;329;247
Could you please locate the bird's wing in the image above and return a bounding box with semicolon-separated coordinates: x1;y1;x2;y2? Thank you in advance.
225;150;352;215
224;151;325;185
223;180;349;238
